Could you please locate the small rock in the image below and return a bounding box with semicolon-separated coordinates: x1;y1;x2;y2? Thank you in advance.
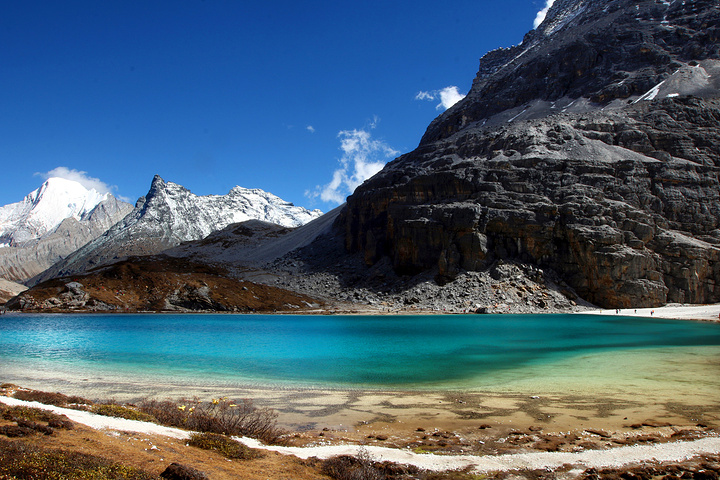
160;463;209;480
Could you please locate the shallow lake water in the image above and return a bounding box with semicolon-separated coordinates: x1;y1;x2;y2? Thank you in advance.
1;313;719;397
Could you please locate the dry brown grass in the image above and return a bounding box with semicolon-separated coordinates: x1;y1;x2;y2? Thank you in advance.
0;385;91;407
8;256;322;313
139;397;286;444
0;437;159;480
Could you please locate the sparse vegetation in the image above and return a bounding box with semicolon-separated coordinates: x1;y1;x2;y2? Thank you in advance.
1;405;74;428
0;405;75;437
91;402;158;423
12;388;90;406
321;449;385;480
187;432;262;460
2;385;284;444
139;397;285;444
0;437;159;479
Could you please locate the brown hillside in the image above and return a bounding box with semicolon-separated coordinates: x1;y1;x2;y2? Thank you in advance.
6;256;322;313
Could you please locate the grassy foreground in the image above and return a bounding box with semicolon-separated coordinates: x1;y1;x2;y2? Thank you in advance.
1;384;719;480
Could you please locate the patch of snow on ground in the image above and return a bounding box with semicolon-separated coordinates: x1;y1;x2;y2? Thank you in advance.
633;80;665;103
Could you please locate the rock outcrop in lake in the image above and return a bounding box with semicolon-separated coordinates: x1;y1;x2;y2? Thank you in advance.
340;0;720;308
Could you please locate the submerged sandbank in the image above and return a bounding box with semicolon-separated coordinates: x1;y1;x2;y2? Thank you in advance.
3;343;719;437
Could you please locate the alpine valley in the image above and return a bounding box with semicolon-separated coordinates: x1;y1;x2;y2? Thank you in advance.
4;0;719;314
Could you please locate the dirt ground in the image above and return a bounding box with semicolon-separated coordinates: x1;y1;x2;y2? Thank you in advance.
2;382;720;479
0;418;326;480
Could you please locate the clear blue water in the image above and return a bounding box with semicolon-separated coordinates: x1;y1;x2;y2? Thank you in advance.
1;313;719;390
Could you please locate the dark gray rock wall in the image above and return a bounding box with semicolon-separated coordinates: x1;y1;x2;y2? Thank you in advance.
342;22;720;311
340;0;720;308
422;0;719;144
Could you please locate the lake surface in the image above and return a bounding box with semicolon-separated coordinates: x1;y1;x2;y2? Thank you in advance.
1;313;720;392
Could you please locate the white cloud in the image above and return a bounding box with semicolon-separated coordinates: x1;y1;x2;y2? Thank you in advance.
534;0;555;29
307;123;399;205
36;167;115;193
415;91;435;101
415;86;466;110
306;125;316;133
35;166;129;201
437;86;465;110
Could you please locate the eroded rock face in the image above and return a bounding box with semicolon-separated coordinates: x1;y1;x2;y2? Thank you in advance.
340;0;720;308
342;83;720;308
422;0;720;144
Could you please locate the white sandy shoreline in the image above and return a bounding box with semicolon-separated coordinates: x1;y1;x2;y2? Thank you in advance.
581;303;720;322
1;395;718;474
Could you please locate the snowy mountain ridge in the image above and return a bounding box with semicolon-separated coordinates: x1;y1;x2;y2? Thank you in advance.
0;177;109;246
30;175;324;284
137;176;322;238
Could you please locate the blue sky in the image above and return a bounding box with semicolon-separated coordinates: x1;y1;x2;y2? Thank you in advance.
2;1;551;211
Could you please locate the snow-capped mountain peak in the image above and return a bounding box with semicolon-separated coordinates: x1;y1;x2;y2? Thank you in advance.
30;175;324;284
0;177;110;246
136;175;323;236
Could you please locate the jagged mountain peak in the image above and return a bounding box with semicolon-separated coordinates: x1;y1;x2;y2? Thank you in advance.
134;175;322;230
422;0;720;144
31;175;324;284
341;0;720;309
0;178;134;282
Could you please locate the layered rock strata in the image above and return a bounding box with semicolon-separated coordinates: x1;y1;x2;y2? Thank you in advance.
341;0;720;308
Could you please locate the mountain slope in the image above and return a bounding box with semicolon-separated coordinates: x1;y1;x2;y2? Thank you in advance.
340;0;720;308
422;0;720;144
0;177;111;246
0;178;134;282
31;175;323;285
0;278;27;304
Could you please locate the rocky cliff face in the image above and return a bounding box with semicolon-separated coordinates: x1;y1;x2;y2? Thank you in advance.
31;175;323;285
341;0;720;308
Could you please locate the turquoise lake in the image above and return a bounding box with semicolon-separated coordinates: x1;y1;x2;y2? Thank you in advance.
2;313;720;392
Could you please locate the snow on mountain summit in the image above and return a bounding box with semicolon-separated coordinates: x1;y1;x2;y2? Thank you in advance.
136;175;323;236
0;177;110;246
30;175;324;284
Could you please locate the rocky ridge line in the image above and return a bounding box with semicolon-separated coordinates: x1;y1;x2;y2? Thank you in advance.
30;175;323;286
340;0;720;308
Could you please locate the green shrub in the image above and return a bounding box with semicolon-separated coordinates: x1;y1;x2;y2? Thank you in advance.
0;438;159;479
91;403;157;423
187;432;262;460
